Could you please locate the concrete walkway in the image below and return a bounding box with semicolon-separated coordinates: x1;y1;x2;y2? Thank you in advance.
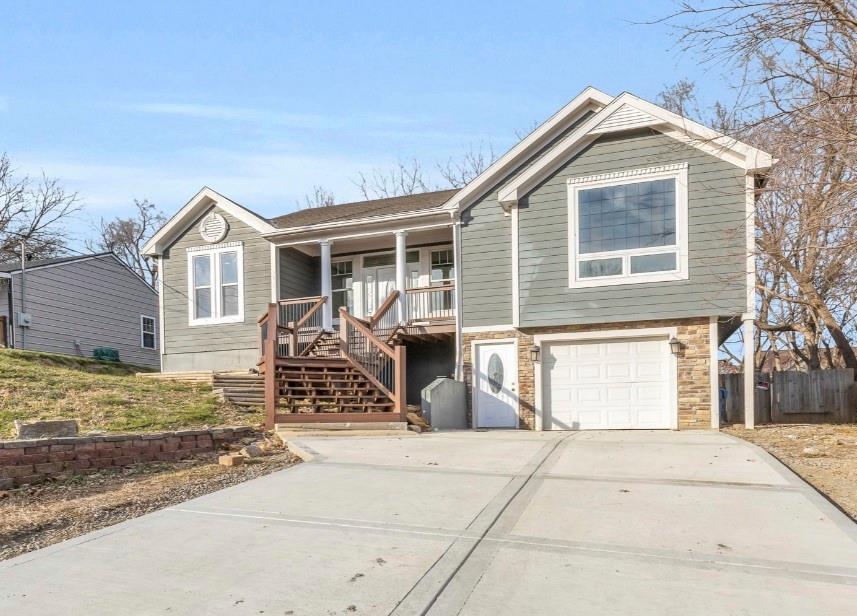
1;430;855;615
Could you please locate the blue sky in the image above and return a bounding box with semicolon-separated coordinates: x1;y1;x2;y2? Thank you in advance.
1;1;731;243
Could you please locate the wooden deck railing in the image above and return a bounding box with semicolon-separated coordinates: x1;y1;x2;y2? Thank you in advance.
369;290;401;342
406;284;455;322
278;296;327;356
339;307;406;417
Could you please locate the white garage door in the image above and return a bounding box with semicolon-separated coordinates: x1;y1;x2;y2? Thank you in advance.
544;337;672;430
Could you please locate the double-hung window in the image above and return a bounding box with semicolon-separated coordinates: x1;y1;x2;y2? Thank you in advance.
141;316;156;349
568;163;688;288
330;260;353;315
187;242;244;325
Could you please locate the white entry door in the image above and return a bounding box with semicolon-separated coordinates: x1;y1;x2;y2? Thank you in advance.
364;266;396;315
475;342;518;428
544;337;672;430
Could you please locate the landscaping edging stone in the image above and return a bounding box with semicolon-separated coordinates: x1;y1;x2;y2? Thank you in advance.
0;427;257;488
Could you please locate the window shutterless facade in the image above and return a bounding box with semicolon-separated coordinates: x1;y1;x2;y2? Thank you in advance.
567;163;689;288
140;315;156;349
187;242;244;325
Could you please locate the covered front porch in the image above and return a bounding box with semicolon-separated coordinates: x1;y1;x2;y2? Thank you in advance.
258;217;459;428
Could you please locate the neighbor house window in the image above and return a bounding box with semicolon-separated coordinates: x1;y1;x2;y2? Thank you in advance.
568;163;688;288
187;242;244;325
141;316;156;349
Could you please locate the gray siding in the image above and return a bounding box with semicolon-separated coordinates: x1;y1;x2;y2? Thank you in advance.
279;247;319;299
161;206;271;370
5;256;159;367
459;112;596;328
517;130;747;326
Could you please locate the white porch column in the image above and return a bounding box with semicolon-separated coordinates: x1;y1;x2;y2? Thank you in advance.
395;230;408;323
320;240;333;330
743;318;755;429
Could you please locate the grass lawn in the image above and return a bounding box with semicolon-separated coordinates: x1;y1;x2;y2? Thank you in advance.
0;349;262;438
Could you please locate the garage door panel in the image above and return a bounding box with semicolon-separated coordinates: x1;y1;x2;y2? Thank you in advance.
546;337;672;431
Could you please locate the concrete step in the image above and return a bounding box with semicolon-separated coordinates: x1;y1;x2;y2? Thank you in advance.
275;421;408;432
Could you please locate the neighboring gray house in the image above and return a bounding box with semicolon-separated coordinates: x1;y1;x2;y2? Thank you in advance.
0;253;160;368
143;87;772;431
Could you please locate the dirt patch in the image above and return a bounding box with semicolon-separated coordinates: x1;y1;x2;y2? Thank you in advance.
724;424;857;521
0;449;299;561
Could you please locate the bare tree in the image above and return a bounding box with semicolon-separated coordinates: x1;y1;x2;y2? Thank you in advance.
657;0;857;368
437;141;496;188
0;153;80;263
353;159;433;199
299;185;336;209
87;199;165;285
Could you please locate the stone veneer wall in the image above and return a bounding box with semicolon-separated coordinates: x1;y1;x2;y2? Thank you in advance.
462;317;712;430
0;426;256;489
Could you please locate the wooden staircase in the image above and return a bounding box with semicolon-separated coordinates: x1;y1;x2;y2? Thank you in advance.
259;294;406;428
275;357;396;416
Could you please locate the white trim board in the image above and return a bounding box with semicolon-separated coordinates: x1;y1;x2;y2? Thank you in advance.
442;87;613;213
143;187;276;256
497;91;773;209
462;324;517;334
533;326;679;432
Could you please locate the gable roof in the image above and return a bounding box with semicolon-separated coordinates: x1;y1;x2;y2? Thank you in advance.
142;187;277;256
441;87;613;212
496;92;774;208
270;189;458;230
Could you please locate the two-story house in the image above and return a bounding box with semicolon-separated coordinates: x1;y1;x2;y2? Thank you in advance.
143;87;772;431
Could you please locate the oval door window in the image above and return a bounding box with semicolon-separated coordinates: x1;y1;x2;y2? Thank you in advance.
487;353;504;394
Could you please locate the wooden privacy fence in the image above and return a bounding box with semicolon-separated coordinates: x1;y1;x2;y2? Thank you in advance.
720;369;856;424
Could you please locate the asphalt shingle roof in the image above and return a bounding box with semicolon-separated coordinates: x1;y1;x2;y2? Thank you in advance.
269;189;458;229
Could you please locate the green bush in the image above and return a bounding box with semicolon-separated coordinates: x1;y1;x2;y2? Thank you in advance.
93;347;120;362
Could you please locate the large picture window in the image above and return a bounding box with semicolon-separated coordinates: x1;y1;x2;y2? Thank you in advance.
568;163;688;288
187;242;244;325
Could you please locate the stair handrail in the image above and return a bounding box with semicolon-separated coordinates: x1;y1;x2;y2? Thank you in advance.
369;290;401;343
338;307;406;417
276;295;327;356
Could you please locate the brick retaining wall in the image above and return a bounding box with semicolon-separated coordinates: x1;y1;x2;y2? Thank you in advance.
0;427;256;489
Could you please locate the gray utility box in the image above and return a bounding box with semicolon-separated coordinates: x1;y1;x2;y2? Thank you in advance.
421;377;467;430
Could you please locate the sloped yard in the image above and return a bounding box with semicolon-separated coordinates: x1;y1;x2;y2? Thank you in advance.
0;349;262;438
725;424;857;521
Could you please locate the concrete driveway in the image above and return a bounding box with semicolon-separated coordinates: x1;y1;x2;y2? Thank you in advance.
1;430;856;615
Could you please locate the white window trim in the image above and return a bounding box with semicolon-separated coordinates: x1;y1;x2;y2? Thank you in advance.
567;163;689;288
140;315;157;350
186;242;245;326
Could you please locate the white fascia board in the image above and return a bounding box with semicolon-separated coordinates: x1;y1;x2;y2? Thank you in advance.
442;87;613;213
0;272;10;279
498;92;775;208
143;187;277;256
262;207;452;238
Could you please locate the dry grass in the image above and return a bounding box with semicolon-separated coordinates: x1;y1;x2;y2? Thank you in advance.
725;424;857;521
0;450;299;560
0;349;263;438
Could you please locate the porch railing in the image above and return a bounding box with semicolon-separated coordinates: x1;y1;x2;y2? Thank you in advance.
406;284;456;322
339;307;406;416
369;290;401;342
278;296;327;357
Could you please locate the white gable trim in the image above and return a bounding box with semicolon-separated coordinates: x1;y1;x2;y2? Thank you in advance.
442;87;613;213
142;187;277;256
497;92;774;208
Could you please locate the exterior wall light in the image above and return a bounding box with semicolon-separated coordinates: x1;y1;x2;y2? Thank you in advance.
530;345;541;363
669;337;682;355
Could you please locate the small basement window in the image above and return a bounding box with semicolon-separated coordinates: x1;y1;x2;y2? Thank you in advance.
141;316;156;349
